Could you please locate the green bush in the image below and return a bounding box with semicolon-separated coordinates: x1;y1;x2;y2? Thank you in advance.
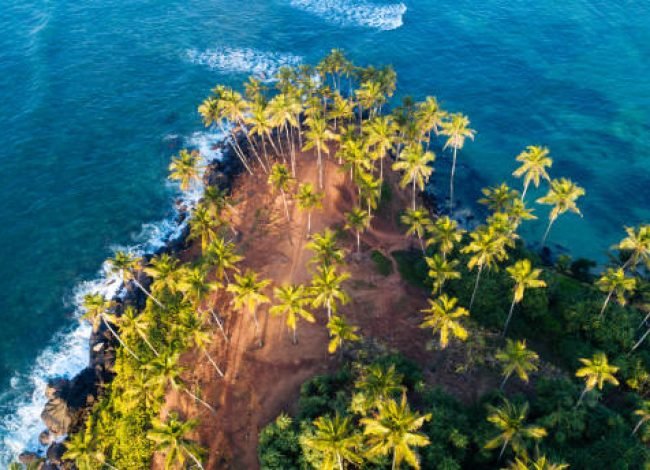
370;250;393;276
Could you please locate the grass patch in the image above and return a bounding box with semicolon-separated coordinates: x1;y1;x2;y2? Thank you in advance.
391;250;428;289
370;250;393;276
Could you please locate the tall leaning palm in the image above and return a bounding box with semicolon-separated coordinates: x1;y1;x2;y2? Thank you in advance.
307;229;345;268
632;400;650;436
361;393;431;470
82;294;140;361
419;294;469;349
426;216;465;261
303;116;335;189
169;149;201;192
327;315;361;355
296;182;324;237
615;225;650;271
536;178;585;247
596;267;636;318
503;260;546;336
188;205;219;254
107;250;164;308
440;113;475;212
484;400;547;462
301;414;362;470
345;206;371;254
392;144;435;210
268;162;293;222
401;207;432;253
495;339;539;391
147;412;204;470
311;265;350;320
227;270;271;346
205;236;243;283
270;284;315;344
112;305;159;357
512;146;552;201
425;254;460;294
575;352;619;407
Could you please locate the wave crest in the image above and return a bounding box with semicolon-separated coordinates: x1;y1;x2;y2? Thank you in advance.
186;47;303;80
289;0;407;30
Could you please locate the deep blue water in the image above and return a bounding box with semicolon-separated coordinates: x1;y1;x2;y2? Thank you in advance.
1;0;649;461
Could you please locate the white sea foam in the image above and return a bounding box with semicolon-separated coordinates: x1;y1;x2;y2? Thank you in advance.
0;129;226;465
289;0;407;30
186;47;302;81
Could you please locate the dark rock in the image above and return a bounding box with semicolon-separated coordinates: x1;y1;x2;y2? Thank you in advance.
41;368;98;436
40;463;60;470
46;442;66;465
19;451;40;464
39;430;53;446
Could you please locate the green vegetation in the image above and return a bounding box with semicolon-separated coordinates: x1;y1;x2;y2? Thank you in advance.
370;250;393;276
35;49;648;470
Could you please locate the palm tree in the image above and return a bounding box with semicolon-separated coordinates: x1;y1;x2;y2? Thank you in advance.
632;400;650;436
144;253;181;297
355;80;384;122
440;113;475;211
426;216;465;260
107;251;164;308
301;414;362;470
356;170;381;216
419;294;469;349
82;294;140;361
365;115;398;190
503;260;546;336
415;96;447;148
361;393;431;470
180;309;225;378
268;162;293;221
246;101;278;166
596;267;636;317
327;315;361;355
484;400;547;462
296;182;324;236
311;266;350;320
536;178;585;247
479;183;519;213
425;254;460;294
112;305;159;357
227;270;271;345
461;226;509;311
354;364;405;413
63;420;111;470
303;116;335;189
188;205;220;254
512;146;553;201
345;206;371;253
495;339;539;391
615;225;650;270
270;284;315;344
391;143;435;210
329;92;354;129
575;352;619;407
143;351;215;413
505;455;568;470
147;412;204;470
307;229;345;267
169;149;201;192
401;207;432;252
205;236;243;283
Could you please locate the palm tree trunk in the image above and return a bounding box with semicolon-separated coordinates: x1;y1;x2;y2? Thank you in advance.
185;448;205;470
242;124;267;173
229;131;254;175
600;290;614;318
203;349;225;378
576;386;589;408
631;326;650;352
469;264;483;311
412;178;417;210
139;332;160;356
267;131;281;159
317;147;324;189
392;449;397;470
632;417;647;436
210;308;229;342
541;217;556;247
286;126;295;177
502;298;517;336
379;155;384;198
449;147;458;213
280;189;290;221
337;452;344;470
356;231;361;253
499;372;512;391
131;277;165;309
307;212;312;237
183;388;215;413
497;439;509;462
638;310;650;330
252;308;262;346
292;327;297;345
521;181;530;201
101;315;139;361
327;299;332;320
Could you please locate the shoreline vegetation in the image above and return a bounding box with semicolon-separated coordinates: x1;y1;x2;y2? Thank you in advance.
14;51;650;469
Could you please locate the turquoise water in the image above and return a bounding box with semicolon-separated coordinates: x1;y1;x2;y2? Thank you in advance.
1;0;649;460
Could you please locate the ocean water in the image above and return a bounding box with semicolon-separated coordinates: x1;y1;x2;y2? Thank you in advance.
0;0;648;461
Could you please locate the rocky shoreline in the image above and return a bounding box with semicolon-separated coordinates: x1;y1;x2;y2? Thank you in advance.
18;140;242;469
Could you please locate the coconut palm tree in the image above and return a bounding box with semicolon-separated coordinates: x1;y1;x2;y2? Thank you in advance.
536;178;585;247
503;260;546;336
302;414;363;470
479;183;519;214
246;101;278;166
345;206;371;254
205;236;243;283
505;454;568;470
512;146;553;201
440;113;475;211
180;309;225;378
401;207;432;253
327;315;361;355
169;149;202;192
270;284;315;344
365;115;398;189
354;364;405;414
461;226;509;311
188;205;220;254
615;225;650;270
303;116;335;189
147;412;204;470
82;294;140;361
296;183;324;236
425;254;460;294
63;420;112;470
311;266;350;320
361;393;431;470
107;250;164;308
596;267;636;318
202;186;233;219
392;143;435;210
632;325;650;352
355;80;384;123
227;270;271;346
329;92;355;130
419;294;469;349
111;305;159;357
496;339;539;391
484;400;547;462
307;229;345;267
632;400;650;436
415;96;447;148
575;352;619;407
145;253;181;297
143;351;215;413
268;162;293;221
356;170;381;216
267;92;298;169
426;216;465;260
